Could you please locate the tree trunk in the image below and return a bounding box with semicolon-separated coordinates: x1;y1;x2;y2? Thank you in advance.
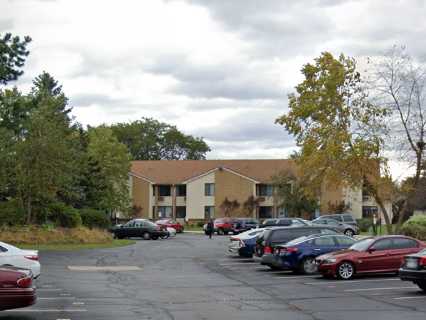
396;151;423;231
368;183;392;234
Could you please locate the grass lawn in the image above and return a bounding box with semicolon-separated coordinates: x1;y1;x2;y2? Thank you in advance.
17;239;136;251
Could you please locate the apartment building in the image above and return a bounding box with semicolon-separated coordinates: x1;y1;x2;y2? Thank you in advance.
129;159;391;222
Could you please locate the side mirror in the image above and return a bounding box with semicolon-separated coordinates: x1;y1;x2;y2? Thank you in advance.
367;248;376;253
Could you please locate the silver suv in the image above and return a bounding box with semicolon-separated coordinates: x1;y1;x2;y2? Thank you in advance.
316;214;358;227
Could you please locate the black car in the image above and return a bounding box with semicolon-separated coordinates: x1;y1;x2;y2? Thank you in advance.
232;218;259;234
399;249;426;292
255;226;340;268
110;219;168;240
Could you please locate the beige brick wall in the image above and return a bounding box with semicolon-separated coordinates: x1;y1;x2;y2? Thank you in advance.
214;169;255;218
131;176;151;218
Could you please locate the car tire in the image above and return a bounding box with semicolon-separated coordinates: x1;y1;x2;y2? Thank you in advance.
337;261;355;280
417;281;426;292
151;236;159;240
217;228;224;235
300;257;318;275
344;229;355;237
143;232;151;240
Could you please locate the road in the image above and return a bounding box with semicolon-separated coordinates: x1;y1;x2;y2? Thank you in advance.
1;233;426;320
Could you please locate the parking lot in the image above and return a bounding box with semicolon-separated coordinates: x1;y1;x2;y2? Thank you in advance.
1;233;425;320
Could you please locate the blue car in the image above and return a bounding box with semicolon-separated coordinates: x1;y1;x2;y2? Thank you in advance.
271;234;356;274
228;229;265;257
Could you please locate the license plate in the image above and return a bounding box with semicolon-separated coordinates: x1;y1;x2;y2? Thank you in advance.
406;259;418;269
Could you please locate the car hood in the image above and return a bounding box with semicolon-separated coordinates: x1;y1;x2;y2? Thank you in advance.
318;249;359;260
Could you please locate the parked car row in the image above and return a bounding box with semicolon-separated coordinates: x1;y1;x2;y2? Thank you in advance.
0;241;41;311
227;224;426;292
206;213;360;236
110;218;184;240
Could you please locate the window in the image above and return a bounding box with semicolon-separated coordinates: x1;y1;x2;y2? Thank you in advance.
314;236;335;246
362;206;378;218
158;185;171;197
176;206;186;218
125;220;135;227
259;206;273;219
176;185;186;197
205;183;215;196
0;246;7;252
343;215;355;223
257;184;273;196
370;238;393;251
204;206;215;219
334;236;356;246
158;206;172;218
393;238;418;249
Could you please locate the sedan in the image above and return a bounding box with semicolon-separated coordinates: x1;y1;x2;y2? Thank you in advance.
0;267;36;311
399;249;426;292
317;235;425;280
155;219;184;233
228;229;265;258
272;234;356;274
0;241;40;278
312;218;359;236
110;219;168;240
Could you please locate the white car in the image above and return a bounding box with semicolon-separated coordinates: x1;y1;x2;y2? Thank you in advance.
0;241;41;278
167;227;177;237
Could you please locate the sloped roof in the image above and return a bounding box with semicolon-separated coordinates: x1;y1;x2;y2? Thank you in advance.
130;159;296;184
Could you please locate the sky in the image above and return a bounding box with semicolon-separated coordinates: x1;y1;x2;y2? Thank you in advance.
1;0;425;180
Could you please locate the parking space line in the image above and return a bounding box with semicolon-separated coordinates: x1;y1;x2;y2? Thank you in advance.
38;297;75;300
7;309;87;312
304;278;400;285
344;286;417;292
393;296;426;300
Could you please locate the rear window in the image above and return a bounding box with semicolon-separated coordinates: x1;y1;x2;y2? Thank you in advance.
343;215;355;222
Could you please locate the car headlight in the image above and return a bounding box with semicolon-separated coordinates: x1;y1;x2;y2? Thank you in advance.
323;258;337;264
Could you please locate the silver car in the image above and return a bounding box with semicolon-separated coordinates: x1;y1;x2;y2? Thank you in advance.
311;218;359;236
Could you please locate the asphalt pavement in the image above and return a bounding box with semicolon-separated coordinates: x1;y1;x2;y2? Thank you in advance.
1;233;425;320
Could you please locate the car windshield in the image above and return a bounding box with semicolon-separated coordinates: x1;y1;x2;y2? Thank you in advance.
349;238;375;251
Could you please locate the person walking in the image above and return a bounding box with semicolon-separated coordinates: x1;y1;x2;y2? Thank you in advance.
206;219;214;239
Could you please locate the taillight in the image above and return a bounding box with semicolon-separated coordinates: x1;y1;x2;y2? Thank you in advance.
419;257;426;267
264;246;272;254
25;255;39;261
17;276;32;288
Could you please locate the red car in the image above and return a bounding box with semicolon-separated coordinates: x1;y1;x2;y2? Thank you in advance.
155;219;184;233
213;218;234;235
0;267;36;311
317;235;425;280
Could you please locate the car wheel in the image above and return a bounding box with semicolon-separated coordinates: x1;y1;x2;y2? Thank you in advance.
217;228;224;235
143;232;151;240
417;281;426;292
344;229;355;237
151;236;159;240
160;233;169;239
301;257;318;275
337;261;355;280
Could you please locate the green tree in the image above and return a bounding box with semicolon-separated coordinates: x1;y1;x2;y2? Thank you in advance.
0;33;31;85
272;171;318;218
110;118;210;160
86;126;131;215
276;52;393;232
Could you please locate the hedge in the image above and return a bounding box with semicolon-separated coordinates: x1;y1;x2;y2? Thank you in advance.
401;215;426;240
80;208;110;229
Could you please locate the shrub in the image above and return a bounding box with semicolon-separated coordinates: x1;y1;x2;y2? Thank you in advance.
0;225;113;245
48;202;82;228
196;221;205;228
357;218;373;233
80;208;110;229
0;199;26;226
401;215;426;240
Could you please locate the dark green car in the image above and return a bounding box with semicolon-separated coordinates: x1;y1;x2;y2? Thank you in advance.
110;219;168;240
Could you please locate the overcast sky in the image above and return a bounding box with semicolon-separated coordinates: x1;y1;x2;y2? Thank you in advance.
2;0;425;179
